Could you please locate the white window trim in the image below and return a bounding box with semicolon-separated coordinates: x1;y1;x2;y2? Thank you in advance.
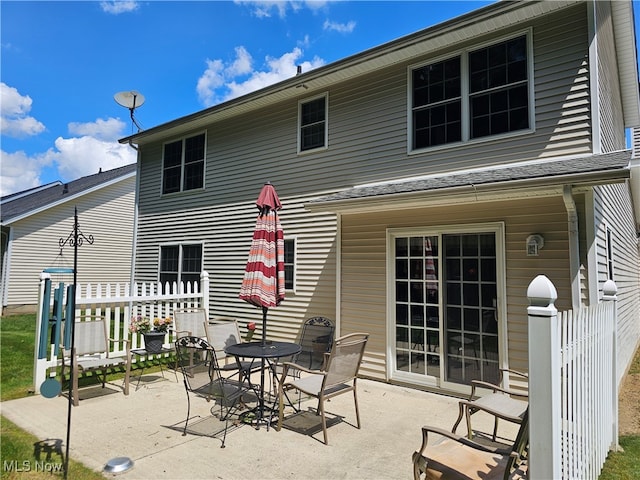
160;131;207;196
385;222;507;394
407;28;535;155
297;92;329;155
157;242;205;286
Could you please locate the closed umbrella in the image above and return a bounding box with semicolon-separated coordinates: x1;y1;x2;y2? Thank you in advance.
239;182;285;345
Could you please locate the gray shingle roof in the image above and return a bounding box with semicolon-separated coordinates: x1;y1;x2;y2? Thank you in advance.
308;150;631;205
1;163;136;224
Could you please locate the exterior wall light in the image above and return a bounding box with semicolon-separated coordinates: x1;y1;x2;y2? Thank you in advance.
526;234;545;256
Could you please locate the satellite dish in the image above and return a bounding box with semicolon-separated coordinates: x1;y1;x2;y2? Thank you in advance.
114;90;145;131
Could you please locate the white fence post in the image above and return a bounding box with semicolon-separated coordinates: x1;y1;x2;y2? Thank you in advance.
527;274;561;479
602;279;619;451
201;271;210;318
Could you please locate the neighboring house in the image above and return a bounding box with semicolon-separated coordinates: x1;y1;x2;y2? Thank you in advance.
120;1;640;395
0;164;137;315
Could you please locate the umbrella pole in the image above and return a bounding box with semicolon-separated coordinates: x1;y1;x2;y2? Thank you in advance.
259;306;268;425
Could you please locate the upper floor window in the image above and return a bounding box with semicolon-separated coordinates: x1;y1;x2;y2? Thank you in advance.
284;238;296;290
162;133;205;194
159;243;203;292
299;94;327;152
411;33;530;150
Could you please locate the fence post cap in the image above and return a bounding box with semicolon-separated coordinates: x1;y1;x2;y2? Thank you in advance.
527;274;557;307
602;279;617;296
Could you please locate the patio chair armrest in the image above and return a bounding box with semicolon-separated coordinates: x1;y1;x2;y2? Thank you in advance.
470;380;528;399
279;361;324;379
417;425;510;456
500;368;528;380
458;398;526;424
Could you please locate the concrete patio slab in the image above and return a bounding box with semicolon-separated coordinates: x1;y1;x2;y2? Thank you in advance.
1;373;518;479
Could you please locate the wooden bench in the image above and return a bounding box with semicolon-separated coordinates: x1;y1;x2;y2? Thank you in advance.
60;318;131;406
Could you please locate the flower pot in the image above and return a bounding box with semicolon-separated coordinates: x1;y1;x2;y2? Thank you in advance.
143;331;166;353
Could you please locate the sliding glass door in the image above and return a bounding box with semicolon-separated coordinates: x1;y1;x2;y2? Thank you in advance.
391;226;502;388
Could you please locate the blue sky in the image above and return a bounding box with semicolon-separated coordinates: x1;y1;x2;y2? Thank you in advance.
1;1;637;197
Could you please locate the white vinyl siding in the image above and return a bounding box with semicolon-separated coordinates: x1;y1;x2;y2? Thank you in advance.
339;196;573;383
133;194;337;341
4;177;135;307
592;183;640;383
595;0;627;152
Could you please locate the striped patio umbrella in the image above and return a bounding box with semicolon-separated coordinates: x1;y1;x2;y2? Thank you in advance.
239;182;285;345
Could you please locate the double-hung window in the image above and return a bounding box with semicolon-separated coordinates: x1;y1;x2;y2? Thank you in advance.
411;33;530;150
159;244;203;292
299;94;327;152
162;132;205;194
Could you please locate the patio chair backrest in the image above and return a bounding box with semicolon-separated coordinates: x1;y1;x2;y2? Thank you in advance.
173;308;207;339
72;319;110;356
205;321;243;360
323;333;368;389
297;316;335;369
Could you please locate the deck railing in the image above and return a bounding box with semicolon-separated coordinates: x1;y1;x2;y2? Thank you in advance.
527;275;618;479
33;271;210;394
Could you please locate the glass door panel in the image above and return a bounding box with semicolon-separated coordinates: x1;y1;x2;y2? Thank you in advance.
443;233;499;386
394;236;440;377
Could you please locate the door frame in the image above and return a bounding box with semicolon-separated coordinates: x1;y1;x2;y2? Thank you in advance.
386;222;507;394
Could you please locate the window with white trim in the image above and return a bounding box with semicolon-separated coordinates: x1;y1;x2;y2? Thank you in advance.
411;33;530;150
162;132;205;194
284;238;296;290
299;94;327;152
159;244;203;292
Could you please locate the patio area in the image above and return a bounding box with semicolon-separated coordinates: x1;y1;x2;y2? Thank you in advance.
1;370;518;479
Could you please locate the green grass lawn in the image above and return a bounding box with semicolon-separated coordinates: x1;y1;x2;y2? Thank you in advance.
1;313;638;478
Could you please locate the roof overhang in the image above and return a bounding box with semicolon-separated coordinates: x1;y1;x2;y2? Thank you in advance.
120;0;600;146
305;151;632;214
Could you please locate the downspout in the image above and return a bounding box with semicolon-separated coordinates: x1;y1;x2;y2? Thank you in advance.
563;185;581;311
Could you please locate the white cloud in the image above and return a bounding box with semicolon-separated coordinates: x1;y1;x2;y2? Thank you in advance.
53;135;136;180
235;1;328;19
0;82;46;138
68;117;127;142
0;117;136;196
323;19;356;34
197;46;325;107
100;1;140;14
0;149;54;197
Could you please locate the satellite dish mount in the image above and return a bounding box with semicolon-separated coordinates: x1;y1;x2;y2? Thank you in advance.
114;90;145;132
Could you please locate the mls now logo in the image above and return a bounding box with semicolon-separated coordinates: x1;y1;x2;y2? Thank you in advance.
3;460;64;473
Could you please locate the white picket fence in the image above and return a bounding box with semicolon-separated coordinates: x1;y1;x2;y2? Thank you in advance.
527;275;618;479
33;271;210;393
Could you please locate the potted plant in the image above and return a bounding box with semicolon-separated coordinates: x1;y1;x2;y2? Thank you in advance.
130;315;173;353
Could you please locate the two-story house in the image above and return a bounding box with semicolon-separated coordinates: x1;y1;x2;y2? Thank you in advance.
120;0;640;394
1;164;136;315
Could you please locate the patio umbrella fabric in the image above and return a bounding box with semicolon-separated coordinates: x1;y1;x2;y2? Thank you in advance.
239;183;285;344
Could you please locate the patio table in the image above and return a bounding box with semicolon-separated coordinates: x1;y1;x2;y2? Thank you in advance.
225;341;301;429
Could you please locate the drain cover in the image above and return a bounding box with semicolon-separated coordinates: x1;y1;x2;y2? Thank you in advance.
104;457;134;474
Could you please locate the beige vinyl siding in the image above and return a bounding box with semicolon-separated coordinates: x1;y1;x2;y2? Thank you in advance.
592;183;640;383
134;192;337;341
135;5;593;217
596;0;627;152
340;196;573;383
5;177;135;307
